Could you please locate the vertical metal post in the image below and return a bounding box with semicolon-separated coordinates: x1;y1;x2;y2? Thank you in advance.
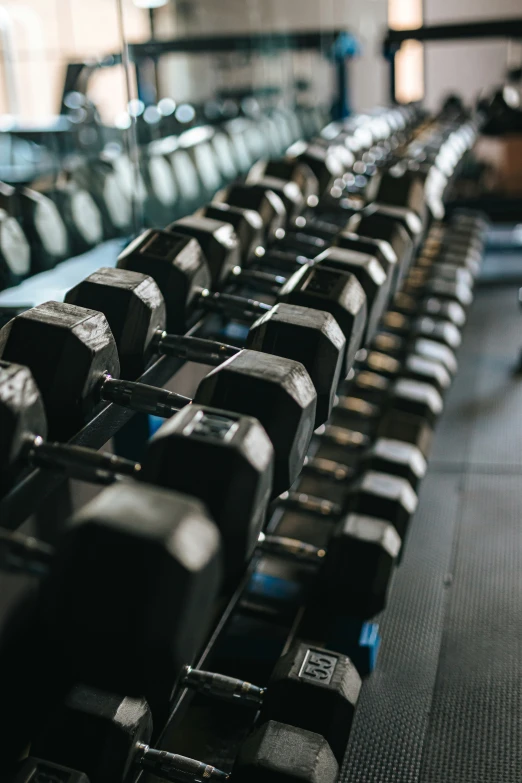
389;49;397;104
332;57;349;120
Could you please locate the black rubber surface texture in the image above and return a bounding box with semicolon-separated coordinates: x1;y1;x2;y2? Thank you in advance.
343;282;522;782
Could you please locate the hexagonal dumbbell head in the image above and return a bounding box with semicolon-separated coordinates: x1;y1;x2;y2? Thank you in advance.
0;302;119;441
0;360;47;491
218;182;286;240
322;513;401;618
117;229;211;334
378;409;434;458
32;686;152;783
39;483;222;722
168;215;240;287
245;175;304;220
246;304;346;427
388;379;444;426
361;438;427;490
234;721;339;783
65;267;166;380
402;354;452;396
346;471;418;540
199;203;265;263
250;158;319;201
259;641;361;763
278;265;367;376
288;141;345;195
195;350;317;497
411;316;462;350
315;248;390;345
142;405;274;577
354;212;413;282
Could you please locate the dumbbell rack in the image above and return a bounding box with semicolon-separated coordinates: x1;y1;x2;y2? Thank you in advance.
63;29;360;122
0;106;484;782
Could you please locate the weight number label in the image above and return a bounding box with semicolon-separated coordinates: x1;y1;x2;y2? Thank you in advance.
299;649;338;684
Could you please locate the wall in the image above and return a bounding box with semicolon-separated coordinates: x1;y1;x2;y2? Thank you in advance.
423;0;522;109
155;0;389;112
0;0;150;122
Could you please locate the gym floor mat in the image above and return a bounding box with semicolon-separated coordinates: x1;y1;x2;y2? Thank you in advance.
343;277;522;781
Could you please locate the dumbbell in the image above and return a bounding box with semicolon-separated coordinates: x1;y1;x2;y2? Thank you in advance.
145;407;401;619
4;359;396;617
323;377;442;465
174;206;395;354
117;228;368;375
0;302;316;495
72;155;133;239
4;360;396;618
32;686;230;783
33;688;340;783
49;175;105;257
0;203;31;292
181;640;360;763
279;448;418;546
1;361;277;582
11;184;71;273
168;211;390;353
0;359;142;494
200;196;395;348
64;266;345;428
357;348;452;396
198;202;265;263
380;309;463;351
247;158;320;205
372;330;458;377
244;159;418;276
343;370;444;427
38;635;362;769
8;758;89;783
302;432;427;496
0;482;222;728
371;163;429;229
391;289;467;328
212;172;405;302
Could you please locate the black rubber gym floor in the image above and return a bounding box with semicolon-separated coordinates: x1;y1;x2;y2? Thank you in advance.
343;274;522;781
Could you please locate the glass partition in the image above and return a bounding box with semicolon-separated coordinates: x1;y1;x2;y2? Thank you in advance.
0;0;355;297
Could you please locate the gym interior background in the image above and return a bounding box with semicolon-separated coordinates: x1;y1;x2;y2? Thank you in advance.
0;1;522;782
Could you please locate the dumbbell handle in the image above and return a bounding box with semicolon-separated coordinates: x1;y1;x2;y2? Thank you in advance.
181;665;265;706
278;491;342;517
153;332;241;367
100;375;191;417
27;435;141;483
196;288;271;322
257;531;326;563
136;743;229;782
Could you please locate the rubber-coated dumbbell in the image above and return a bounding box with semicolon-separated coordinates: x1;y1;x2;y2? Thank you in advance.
280;453;418;544
0;482;222;727
3;361;397;616
33;687;340;783
0;302;316;495
13;184;71;273
145;405;401;618
117;228;368;375
64;266;345;427
0;362;273;575
372;331;458;376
